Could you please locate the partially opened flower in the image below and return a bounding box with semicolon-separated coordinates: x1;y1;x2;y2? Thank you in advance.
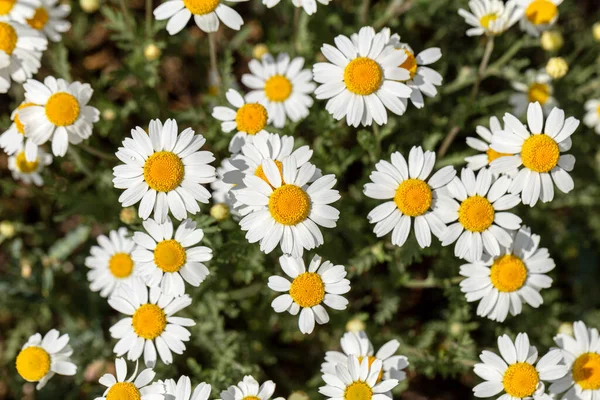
510;69;556;117
0;102;39;158
458;0;523;36
95;357;164;400
153;0;247;35
25;0;71;42
583;99;600;135
519;0;562;37
8;146;51;186
465;116;515;176
161;376;211;400
220;375;284;400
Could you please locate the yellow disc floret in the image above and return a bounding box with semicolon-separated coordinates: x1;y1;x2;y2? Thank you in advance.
521;134;559;173
143;151;185;192
132;304;167;340
490;254;528;292
45;92;81;126
27;7;49;30
16;346;51;382
109;253;134;278
235;103;268;135
255;160;283;185
573;352;600;390
15;152;39;173
182;0;219;15
399;50;417;81
0;21;18;55
525;0;558;25
106;382;142;400
344;57;383;96
527;83;550;105
458;195;495;232
264;75;293;102
486;148;511;164
289;272;325;308
480;13;498;29
393;178;432;217
268;184;311;226
502;362;539;398
154;239;186;273
0;0;15;16
344;381;373;400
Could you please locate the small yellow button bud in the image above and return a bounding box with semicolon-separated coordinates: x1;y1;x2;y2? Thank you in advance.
558;322;574;336
144;44;161;61
102;109;116;121
253;44;269;60
288;391;310;400
540;31;563;51
345;318;365;333
120;207;137;224
210;203;229;221
80;0;99;13
0;221;15;238
593;22;600;42
546;57;568;79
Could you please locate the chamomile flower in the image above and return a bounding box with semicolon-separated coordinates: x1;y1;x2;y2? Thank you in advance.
319;355;400;400
161;376;211;400
268;254;350;335
436;168;522;262
15;329;76;390
242;53;316;129
473;333;568;399
458;0;523;36
132;217;213;297
112;119;216;223
25;0;70;42
465;116;515;175
236;158;340;257
0;21;46;94
459;225;555;322
364;146;456;248
0;0;37;23
8;146;51;186
518;0;562;37
550;321;600;400
153;0;246;35
85;227;142;298
95;357;165;400
0;102;39;159
583;99;600;135
210;157;237;209
262;0;328;15
509;69;556;117
491;102;578;206
20;76;99;159
313;26;412;127
321;331;409;382
220;376;284;400
108;281;195;367
211;88;270;154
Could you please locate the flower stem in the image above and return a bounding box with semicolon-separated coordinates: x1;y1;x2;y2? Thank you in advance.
208;33;221;94
145;0;152;38
291;7;301;56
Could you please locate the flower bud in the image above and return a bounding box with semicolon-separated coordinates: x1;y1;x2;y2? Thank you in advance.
253;44;269;60
210;203;229;221
345;318;365;333
144;44;161;61
80;0;99;13
540;31;563;51
546;57;568;79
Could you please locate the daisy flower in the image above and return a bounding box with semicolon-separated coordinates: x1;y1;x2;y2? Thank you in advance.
210;157;237;210
8;146;51;186
95;357;165;400
550;321;600;400
0;0;37;23
108;281;195;367
473;333;568;399
319;355;400;400
509;69;556;117
221;376;284;400
236;158;340;257
242;53;316;129
435;168;522;262
465;116;514;175
85;227;142;298
458;0;523;36
518;0;562;37
459;225;555;322
0;102;39;159
263;0;328;15
268;254;350;335
15;329;76;390
112;118;216;223
313;26;412;127
161;376;211;400
132;217;213;297
491;102;578;206
25;0;71;42
211;88;270;154
20;76;99;159
583;99;600;135
363;146;456;248
153;0;246;35
0;21;46;94
321;331;409;382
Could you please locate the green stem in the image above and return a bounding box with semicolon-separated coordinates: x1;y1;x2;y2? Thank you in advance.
78;143;118;161
117;0;135;33
208;33;221;94
291;7;301;56
146;0;152;38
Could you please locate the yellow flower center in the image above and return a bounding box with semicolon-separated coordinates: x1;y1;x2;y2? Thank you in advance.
527;83;550;105
235;103;268;135
458;195;495;233
486;148;511;164
502;362;539;398
289;272;325;308
521;134;559;173
106;382;142;400
264;75;293;102
45;92;81;126
344;381;373;400
357;356;383;382
183;0;219;15
109;253;134;278
490;254;527;292
573;353;600;390
344;57;383;96
393;178;432;217
242;397;261;400
525;0;558;25
268;184;311;226
143;151;185;192
27;7;49;30
255;160;283;186
0;21;17;55
15;103;35;135
0;0;15;15
153;239;186;273
399;50;417;81
596;105;600;117
15;346;51;382
15;152;39;173
480;13;498;29
132;304;167;340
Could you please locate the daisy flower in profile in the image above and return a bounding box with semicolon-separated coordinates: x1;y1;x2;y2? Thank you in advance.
242;53;316;129
458;0;523;36
550;321;600;400
491;102;578;206
0;102;39;158
0;0;37;23
153;0;246;35
0;21;46;94
319;355;399;400
509;69;556;117
465;116;514;175
20;76;99;159
132;217;213;297
108;281;195;367
221;376;284;400
113;119;216;223
583;99;600;135
211;88;270;154
473;333;568;399
85;227;141;298
321;331;409;382
435;168;522;262
313;26;412;127
268;254;350;335
236;158;340;256
8;146;51;186
519;0;562;37
263;0;328;15
364;146;456;248
161;376;211;400
459;225;555;322
25;0;70;42
95;357;165;400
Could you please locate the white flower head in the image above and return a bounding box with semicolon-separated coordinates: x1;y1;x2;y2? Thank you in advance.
518;0;562;37
465;116;517;177
583;99;600;135
510;69;556;117
25;0;71;42
153;0;247;35
161;376;211;400
458;0;523;36
0;0;38;24
263;0;329;15
210;157;238;212
96;357;165;400
220;375;284;400
0;102;39;158
8;145;51;186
